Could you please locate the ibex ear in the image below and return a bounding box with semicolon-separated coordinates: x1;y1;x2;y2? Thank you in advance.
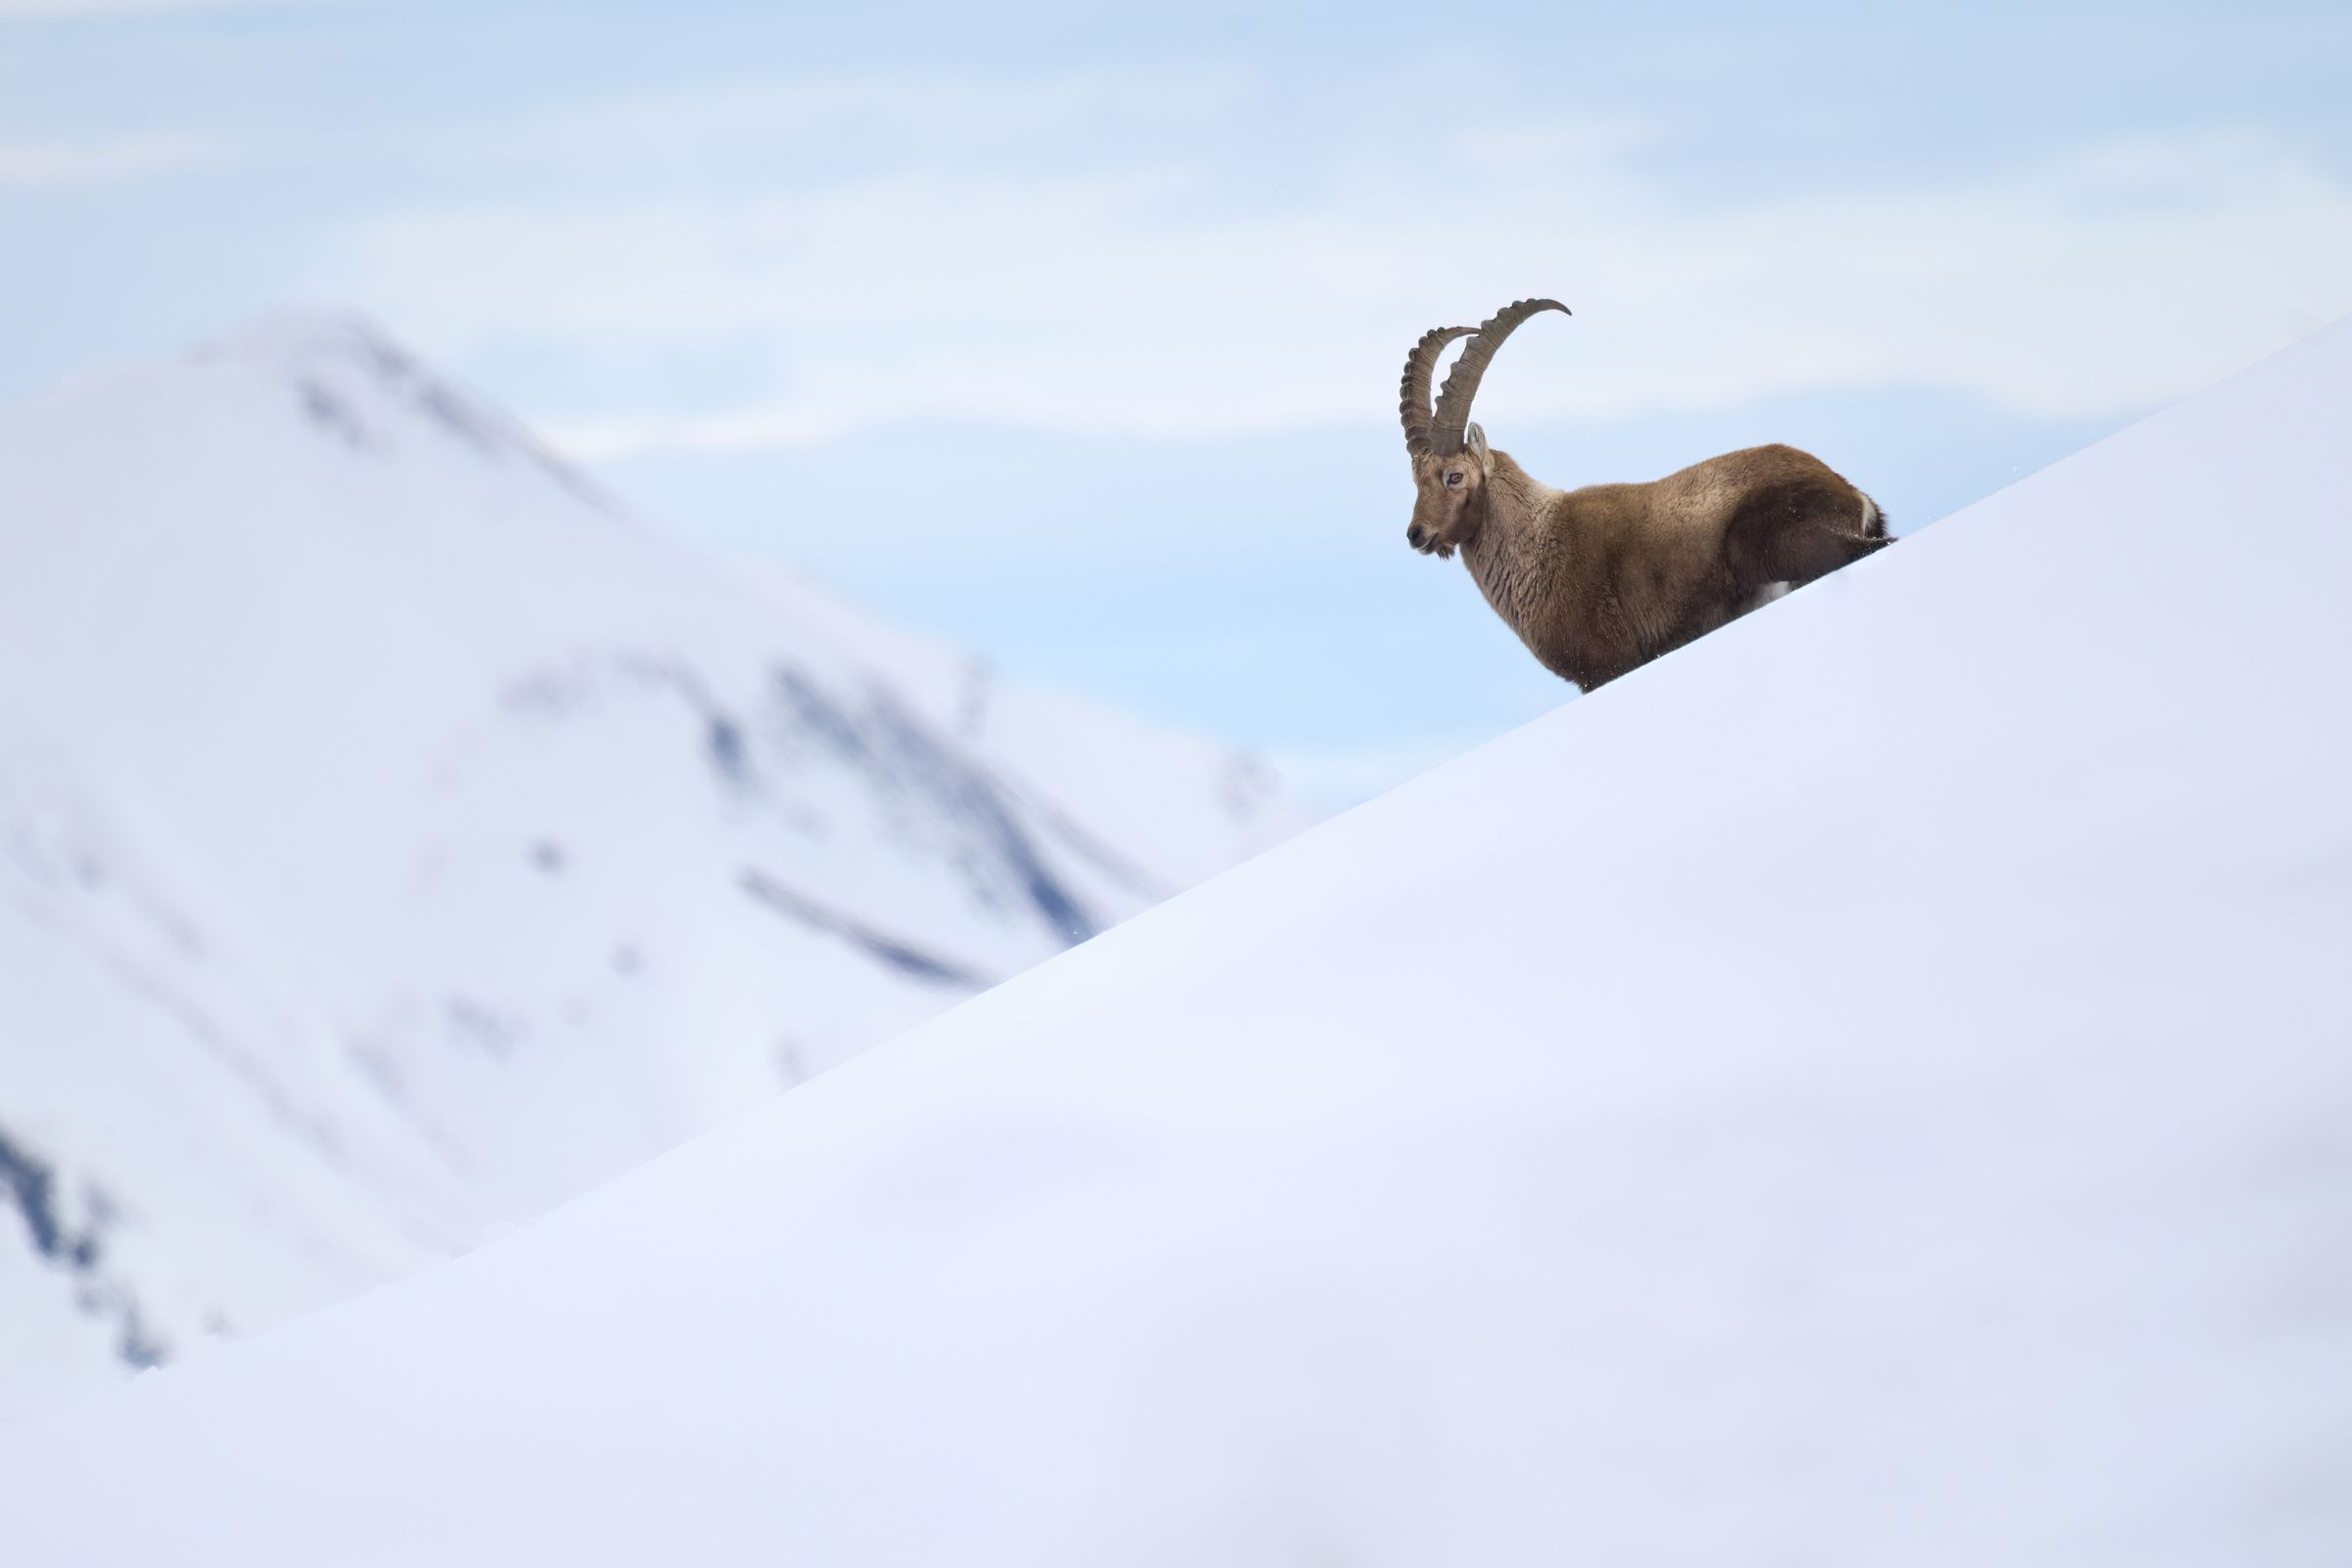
1465;422;1491;463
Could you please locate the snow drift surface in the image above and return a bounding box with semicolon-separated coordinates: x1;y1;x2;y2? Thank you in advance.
6;321;2352;1565
0;315;1306;1406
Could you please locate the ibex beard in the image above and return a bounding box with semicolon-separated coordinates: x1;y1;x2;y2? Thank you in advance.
1400;299;1890;691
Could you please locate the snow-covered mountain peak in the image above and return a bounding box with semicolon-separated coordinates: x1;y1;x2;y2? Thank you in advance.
175;307;618;511
0;313;1311;1407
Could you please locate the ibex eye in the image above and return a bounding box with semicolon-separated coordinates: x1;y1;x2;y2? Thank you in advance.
1445;470;1464;488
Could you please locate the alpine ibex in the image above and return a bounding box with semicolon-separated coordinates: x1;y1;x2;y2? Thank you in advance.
1401;299;1888;690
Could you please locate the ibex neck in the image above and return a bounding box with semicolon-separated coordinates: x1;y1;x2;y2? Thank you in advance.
1460;452;1555;640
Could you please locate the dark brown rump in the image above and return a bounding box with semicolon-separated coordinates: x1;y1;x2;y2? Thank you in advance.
1721;478;1886;588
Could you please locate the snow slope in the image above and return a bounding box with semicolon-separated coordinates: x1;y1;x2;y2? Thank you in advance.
0;314;1307;1406
5;319;2351;1565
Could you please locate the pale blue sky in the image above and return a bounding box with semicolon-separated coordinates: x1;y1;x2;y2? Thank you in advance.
7;0;2351;799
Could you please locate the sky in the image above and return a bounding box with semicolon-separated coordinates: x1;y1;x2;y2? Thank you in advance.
6;0;2351;802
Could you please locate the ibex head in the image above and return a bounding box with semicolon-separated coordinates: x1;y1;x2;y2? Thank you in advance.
1399;299;1569;559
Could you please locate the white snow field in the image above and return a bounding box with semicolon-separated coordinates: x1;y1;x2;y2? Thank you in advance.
5;316;2351;1566
0;315;1307;1407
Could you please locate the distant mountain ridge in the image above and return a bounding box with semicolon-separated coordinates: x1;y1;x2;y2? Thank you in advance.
0;312;1309;1407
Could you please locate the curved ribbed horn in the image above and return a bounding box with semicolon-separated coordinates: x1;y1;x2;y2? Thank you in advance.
1429;298;1570;457
1399;324;1476;458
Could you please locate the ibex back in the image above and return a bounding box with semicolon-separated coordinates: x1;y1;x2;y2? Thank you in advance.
1401;299;1888;690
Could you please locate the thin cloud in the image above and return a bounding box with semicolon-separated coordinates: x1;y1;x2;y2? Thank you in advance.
0;135;220;186
322;116;2352;457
